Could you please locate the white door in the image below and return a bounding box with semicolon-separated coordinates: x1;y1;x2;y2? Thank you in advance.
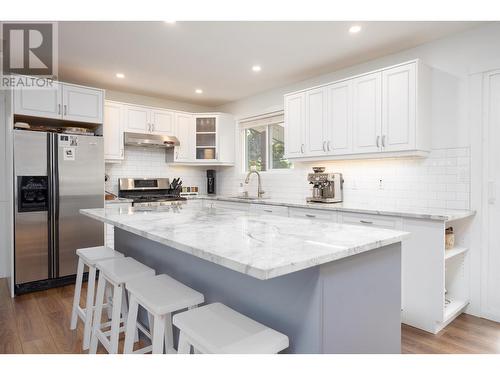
284;92;305;158
13;82;62;119
151;109;174;135
483;69;500;322
124;105;150;133
381;63;416;152
103;102;124;161
326;81;352;155
62;84;103;124
305;87;328;156
352;72;382;154
174;113;195;162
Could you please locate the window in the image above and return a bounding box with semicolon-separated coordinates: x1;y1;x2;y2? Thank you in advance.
242;113;291;172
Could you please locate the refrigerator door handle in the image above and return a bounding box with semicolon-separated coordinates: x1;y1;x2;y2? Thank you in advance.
53;134;60;277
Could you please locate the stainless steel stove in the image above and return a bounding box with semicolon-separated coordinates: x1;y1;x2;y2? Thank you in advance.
118;178;187;208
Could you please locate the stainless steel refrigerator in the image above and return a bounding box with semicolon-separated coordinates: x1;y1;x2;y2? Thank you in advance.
14;129;104;294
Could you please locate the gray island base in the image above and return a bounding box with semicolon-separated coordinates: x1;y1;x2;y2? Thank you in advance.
115;228;401;354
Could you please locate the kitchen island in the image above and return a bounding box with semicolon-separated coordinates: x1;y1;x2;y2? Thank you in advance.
81;202;410;353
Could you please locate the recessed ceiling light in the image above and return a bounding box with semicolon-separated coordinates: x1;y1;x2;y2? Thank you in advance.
115;73;125;79
195;89;203;94
252;65;262;72
349;25;362;34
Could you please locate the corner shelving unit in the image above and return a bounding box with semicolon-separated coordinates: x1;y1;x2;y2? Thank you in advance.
437;218;471;332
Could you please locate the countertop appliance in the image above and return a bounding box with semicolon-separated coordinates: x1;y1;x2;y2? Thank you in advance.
207;170;216;195
14;129;104;294
307;172;344;203
118;178;187;208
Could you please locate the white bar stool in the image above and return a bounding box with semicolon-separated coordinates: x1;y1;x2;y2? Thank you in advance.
173;303;289;354
124;274;204;354
89;257;155;354
70;246;124;350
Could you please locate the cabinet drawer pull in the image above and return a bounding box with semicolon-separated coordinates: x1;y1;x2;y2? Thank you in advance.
360;220;373;224
306;214;316;218
264;209;273;213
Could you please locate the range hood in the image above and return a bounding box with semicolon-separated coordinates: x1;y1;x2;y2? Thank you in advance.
124;132;180;148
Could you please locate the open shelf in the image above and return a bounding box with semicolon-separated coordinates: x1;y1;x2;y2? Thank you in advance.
445;246;468;261
444;298;469;321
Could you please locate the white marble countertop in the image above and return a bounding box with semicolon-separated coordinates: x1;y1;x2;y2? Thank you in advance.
81;203;409;280
198;196;475;221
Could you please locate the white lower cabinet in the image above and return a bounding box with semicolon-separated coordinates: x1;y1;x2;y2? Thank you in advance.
104;202;132;248
250;204;289;216
340;212;402;230
288;207;337;221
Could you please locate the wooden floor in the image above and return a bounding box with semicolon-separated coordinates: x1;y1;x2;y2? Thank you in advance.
1;278;500;354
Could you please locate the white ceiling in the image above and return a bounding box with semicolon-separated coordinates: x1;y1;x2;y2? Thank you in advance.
58;21;481;107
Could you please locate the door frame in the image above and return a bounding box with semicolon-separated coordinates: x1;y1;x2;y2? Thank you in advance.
470;63;500;322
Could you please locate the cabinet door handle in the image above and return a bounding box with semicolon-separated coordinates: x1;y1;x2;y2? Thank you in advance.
64;105;67;116
264;209;273;213
152;123;155;132
300;144;304;153
306;214;316;218
360;220;373;224
322;141;326;152
327;140;331;151
382;135;386;148
376;136;380;148
58;104;61;115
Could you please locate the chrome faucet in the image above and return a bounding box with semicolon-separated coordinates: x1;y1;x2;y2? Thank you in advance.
245;170;265;198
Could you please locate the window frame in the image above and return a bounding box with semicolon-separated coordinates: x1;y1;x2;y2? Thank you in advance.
241;117;292;174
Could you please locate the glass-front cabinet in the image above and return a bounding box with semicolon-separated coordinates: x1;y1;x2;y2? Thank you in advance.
169;112;235;165
196;117;217;160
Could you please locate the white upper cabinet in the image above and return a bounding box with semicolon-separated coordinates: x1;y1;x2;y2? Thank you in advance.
284;92;306;158
14;83;62;120
123;104;150;133
151;109;174;135
174;112;196;162
352;72;382;154
62;84;103;124
284;60;430;161
381;63;416;152
14;79;103;124
305;87;329;156
103;102;124;161
123;105;175;135
326;80;352;155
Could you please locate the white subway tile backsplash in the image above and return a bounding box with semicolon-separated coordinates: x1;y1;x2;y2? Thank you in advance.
105;146;207;195
217;147;471;210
